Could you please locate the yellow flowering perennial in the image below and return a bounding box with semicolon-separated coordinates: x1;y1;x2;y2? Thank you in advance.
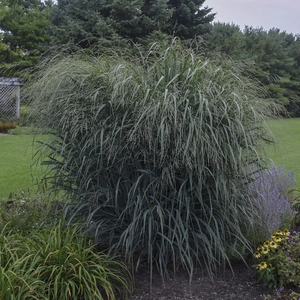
262;246;269;254
254;229;290;270
253;228;292;280
257;262;268;270
274;235;282;243
283;229;290;236
257;246;263;252
269;241;278;248
254;251;261;258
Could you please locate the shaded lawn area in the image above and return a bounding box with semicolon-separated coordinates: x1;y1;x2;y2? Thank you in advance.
0;134;46;199
266;118;300;188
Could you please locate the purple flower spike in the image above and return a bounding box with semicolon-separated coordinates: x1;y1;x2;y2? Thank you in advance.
248;165;297;237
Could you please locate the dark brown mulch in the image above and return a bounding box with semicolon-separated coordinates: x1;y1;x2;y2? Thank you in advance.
129;260;276;300
129;223;300;300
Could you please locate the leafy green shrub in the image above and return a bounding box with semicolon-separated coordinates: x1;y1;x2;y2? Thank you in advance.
28;39;278;281
0;122;17;133
0;223;132;299
254;229;300;290
18;104;32;126
18;104;40;127
7;126;43;135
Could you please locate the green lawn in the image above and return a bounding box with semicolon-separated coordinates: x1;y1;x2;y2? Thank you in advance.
0;135;46;199
266;118;300;187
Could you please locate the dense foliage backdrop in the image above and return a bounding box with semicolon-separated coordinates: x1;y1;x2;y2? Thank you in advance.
1;0;299;115
0;0;52;76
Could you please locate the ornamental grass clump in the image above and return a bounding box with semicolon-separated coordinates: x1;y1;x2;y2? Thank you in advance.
0;222;132;299
254;229;300;290
27;39;278;281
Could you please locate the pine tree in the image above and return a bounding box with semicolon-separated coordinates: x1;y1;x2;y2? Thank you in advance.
48;0;215;48
165;0;215;39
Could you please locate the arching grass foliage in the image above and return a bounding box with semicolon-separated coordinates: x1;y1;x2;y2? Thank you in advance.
27;40;277;281
0;222;132;299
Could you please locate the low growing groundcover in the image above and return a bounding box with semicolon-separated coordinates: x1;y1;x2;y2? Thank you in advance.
0;134;46;199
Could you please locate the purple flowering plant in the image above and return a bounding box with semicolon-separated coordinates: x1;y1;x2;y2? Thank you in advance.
249;165;297;241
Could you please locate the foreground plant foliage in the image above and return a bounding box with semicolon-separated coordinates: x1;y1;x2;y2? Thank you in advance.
0;222;132;299
28;39;278;281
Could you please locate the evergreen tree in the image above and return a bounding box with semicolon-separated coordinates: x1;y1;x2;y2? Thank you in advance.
243;27;300;115
48;0;215;48
205;22;245;58
49;0;126;48
205;23;300;116
166;0;215;39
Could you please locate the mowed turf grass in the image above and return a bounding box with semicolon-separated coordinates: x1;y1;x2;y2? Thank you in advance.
266;118;300;188
0;135;46;199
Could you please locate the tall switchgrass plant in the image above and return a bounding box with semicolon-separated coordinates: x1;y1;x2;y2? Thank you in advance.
28;39;278;281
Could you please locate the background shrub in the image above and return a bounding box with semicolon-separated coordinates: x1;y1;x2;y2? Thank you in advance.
7;126;43;135
28;40;278;280
0;122;17;133
17;104;40;127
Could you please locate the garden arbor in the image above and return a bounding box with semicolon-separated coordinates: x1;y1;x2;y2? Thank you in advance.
0;77;23;119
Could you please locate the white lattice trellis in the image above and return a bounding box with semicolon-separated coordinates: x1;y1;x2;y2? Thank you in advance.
0;77;23;119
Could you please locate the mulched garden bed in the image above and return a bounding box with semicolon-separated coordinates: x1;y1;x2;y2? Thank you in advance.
129;260;296;300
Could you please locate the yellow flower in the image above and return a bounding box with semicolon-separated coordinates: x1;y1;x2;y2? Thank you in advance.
263;241;270;247
270;241;278;248
283;229;290;236
274;235;282;243
262;246;269;254
276;230;283;235
256;246;263;252
257;262;268;270
254;251;261;258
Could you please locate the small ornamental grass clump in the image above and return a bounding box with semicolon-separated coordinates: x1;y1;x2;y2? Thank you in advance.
0;193;132;299
254;229;300;291
0;222;132;300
